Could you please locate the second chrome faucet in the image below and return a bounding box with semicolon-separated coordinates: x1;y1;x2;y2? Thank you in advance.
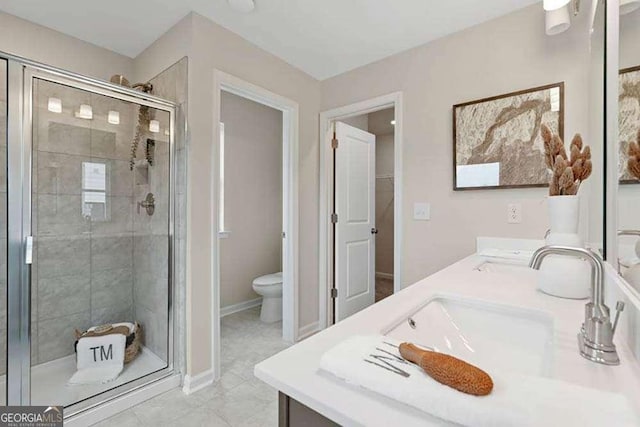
529;246;624;366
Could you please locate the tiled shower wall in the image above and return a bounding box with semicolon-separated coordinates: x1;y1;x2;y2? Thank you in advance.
31;82;140;365
137;57;188;366
0;58;186;374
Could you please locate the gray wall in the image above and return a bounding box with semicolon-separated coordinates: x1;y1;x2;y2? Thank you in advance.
321;4;595;285
133;57;188;363
31;80;138;364
133;13;322;376
220;91;283;309
26;75;174;366
368;109;395;277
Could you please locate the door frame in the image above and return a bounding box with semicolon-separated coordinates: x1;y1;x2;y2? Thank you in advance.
318;92;403;328
211;70;300;380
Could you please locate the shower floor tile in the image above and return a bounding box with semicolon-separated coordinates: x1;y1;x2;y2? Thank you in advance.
0;347;166;407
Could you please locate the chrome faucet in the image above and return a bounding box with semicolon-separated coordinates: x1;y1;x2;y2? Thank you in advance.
529;245;624;365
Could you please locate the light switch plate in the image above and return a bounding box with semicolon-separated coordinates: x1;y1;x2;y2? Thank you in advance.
507;203;522;224
414;202;430;221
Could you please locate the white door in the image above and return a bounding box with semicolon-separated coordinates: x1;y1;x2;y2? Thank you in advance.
334;121;376;322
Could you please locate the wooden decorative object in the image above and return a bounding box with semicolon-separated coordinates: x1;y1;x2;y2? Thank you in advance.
75;322;142;364
628;130;640;180
399;343;493;396
540;124;592;196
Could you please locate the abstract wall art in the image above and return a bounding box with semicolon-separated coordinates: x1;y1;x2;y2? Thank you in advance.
453;82;564;190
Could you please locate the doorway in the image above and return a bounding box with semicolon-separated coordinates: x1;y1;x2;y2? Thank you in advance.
319;93;403;327
212;71;299;381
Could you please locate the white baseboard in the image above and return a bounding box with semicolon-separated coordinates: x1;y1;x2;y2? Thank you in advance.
375;272;394;280
182;369;215;395
221;297;262;317
298;321;320;341
66;374;181;426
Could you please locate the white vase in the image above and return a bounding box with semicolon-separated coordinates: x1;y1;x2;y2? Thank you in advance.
538;195;591;299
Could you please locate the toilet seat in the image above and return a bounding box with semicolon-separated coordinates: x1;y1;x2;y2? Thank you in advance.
253;272;283;286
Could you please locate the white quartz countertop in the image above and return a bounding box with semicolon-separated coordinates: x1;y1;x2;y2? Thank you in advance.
254;254;640;426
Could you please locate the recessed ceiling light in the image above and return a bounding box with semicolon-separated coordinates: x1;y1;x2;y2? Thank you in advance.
75;104;93;120
47;97;62;113
228;0;255;13
390;120;396;125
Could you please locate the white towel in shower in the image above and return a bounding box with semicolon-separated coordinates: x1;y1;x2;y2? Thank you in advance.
319;335;639;427
68;334;126;385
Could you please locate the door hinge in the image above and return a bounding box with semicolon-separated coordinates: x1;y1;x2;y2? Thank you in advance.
282;231;286;238
331;137;338;150
330;288;338;299
331;213;338;224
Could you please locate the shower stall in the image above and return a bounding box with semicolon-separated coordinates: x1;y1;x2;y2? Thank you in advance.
0;52;179;417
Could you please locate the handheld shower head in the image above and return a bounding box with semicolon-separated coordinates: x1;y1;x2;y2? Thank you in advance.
110;74;130;87
110;75;153;93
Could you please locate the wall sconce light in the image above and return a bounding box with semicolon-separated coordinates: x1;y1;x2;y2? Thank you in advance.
149;120;160;133
546;5;571;35
543;0;571;11
47;97;62;113
108;110;120;125
75;104;93;120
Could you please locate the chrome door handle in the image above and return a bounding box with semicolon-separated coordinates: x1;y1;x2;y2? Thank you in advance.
371;228;378;234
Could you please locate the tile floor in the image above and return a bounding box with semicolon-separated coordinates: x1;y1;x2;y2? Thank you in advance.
95;306;289;426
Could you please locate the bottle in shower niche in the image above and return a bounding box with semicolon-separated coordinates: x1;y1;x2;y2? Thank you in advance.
538;195;591;299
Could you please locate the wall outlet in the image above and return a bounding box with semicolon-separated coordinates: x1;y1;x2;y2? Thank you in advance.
507;203;522;224
414;202;430;221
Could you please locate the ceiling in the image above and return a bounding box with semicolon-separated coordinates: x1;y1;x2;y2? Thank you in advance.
0;0;539;80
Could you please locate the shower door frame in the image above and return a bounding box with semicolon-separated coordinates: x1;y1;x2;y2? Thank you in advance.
4;51;179;417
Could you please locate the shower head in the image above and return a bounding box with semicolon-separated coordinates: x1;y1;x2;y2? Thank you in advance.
110;74;130;87
110;74;153;93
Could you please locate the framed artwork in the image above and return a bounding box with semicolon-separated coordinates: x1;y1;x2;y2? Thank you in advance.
453;82;564;190
619;65;640;184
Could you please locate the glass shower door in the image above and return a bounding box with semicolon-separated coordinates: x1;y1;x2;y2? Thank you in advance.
0;58;7;406
26;72;173;410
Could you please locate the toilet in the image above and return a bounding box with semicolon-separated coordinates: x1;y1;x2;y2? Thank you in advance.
252;272;283;323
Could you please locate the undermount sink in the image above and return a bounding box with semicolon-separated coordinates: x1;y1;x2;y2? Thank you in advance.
383;295;554;376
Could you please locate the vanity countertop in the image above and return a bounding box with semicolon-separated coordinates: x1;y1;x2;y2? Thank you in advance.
254;254;640;426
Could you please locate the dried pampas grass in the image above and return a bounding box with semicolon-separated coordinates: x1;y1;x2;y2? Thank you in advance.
541;124;592;196
628;130;640;181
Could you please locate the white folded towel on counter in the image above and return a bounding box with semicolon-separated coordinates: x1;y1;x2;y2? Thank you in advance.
319;335;639;427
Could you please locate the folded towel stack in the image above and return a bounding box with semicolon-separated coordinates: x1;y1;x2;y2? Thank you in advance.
69;333;127;385
319;335;639;427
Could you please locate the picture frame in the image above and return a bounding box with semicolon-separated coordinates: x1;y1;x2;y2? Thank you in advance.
619;65;640;185
453;82;564;190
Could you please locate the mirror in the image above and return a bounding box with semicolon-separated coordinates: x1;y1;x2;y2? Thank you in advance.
617;2;640;290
